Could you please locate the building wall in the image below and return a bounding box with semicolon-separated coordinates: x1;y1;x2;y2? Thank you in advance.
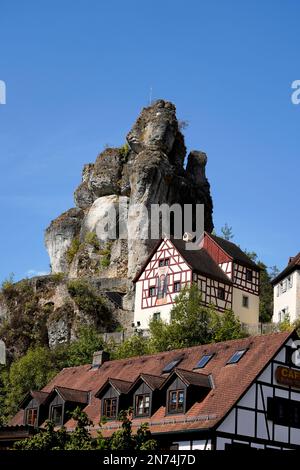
215;336;300;450
232;287;259;324
133;238;192;329
273;270;300;323
171;439;212;450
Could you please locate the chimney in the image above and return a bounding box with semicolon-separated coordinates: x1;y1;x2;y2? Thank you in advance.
92;350;110;369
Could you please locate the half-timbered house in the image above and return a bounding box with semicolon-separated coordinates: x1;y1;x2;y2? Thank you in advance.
4;331;300;450
133;233;260;330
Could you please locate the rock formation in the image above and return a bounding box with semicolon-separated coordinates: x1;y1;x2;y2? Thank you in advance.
0;100;214;358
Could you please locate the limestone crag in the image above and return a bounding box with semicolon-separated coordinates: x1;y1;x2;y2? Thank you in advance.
45;99;214;285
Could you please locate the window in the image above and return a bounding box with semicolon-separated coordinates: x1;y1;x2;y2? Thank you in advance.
153;311;160;321
288;275;293;288
246;269;253;282
282;280;287;293
103;398;117;419
267;397;300;428
277;285;280;297
174;281;181;293
149;286;156;297
26;408;38;426
242;295;249;308
51;405;63;426
217;287;225;300
195;354;214;369
162;357;183;373
168;390;185;413
227;349;247;364
135;394;150;417
159;258;169;267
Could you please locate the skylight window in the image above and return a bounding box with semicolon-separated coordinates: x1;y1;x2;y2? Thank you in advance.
227;349;247;365
195;354;214;369
162;357;183;373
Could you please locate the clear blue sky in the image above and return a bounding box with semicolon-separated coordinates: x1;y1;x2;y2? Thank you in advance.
0;0;299;283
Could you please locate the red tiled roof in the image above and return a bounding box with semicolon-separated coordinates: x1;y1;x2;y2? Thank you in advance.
46;386;89;405
272;252;300;285
169;368;212;389
131;373;165;391
207;233;260;270
10;331;293;435
95;378;132;397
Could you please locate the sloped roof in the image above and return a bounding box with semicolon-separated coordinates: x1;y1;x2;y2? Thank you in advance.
272;252;300;285
47;386;89;405
95;378;132;397
9;331;293;436
207;233;259;270
171;238;232;284
19;391;49;408
130;373;166;392
171;368;212;389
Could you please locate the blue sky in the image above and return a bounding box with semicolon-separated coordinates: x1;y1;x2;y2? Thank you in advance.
0;0;299;283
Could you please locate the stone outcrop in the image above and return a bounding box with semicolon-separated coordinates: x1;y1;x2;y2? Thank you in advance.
1;100;214;357
45;99;214;285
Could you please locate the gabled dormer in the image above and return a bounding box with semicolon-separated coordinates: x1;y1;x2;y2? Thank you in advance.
95;378;132;420
160;368;213;415
45;386;89;426
129;373;165;418
20;391;49;427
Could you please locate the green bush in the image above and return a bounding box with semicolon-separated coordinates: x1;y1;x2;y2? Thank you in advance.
119;143;130;161
66;238;81;264
85;232;100;250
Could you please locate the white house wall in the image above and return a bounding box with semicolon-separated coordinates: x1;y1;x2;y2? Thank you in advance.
273;270;300;323
215;337;300;450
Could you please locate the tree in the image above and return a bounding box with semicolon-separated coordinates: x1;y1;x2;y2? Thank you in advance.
220;223;234;241
1;347;58;419
149;285;246;352
14;409;157;451
113;334;153;360
67;326;104;367
210;310;248;342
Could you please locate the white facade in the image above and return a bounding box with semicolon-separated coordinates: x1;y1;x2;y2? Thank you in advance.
173;336;300;450
273;270;300;324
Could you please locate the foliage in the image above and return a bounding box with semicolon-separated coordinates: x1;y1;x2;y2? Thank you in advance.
1;347;58;420
100;242;112;268
278;313;293;332
50;272;65;283
149;285;246;352
14;420;68;450
112;334;153;360
14;408;157;451
220;223;234;241
66;238;82;264
119;143;130;161
67;280;111;329
209;310;248;342
0;279;48;356
85;232;100;251
1;273;15;291
67;326;104;367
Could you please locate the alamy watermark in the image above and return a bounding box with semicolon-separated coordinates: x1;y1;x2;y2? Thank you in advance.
0;80;6;104
92;199;204;250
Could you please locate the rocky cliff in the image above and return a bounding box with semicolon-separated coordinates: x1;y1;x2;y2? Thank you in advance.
0;100;214;358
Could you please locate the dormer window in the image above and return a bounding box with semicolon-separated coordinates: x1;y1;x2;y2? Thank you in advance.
168;390;185;413
26;408;38;426
50;405;63;426
103;398;117;419
135;394;150;417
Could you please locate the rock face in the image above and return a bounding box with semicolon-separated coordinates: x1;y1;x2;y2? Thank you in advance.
0;100;214;358
45;99;214;287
